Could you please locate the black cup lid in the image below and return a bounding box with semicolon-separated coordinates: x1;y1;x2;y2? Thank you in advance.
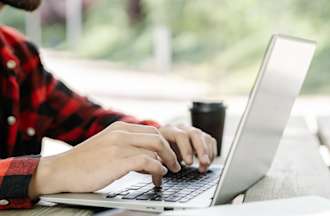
191;101;225;112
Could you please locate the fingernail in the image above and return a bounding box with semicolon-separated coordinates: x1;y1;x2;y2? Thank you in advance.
162;166;168;175
152;176;162;187
187;156;193;165
201;154;210;164
199;166;206;173
175;161;181;172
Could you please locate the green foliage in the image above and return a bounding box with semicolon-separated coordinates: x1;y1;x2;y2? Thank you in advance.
79;0;330;94
0;6;25;32
78;0;152;64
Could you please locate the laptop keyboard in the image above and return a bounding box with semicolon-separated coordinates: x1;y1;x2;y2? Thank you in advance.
106;166;221;203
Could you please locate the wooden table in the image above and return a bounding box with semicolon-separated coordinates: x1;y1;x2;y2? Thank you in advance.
3;116;330;215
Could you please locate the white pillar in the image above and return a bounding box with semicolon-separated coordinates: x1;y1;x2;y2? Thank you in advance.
66;0;82;48
153;25;172;73
25;10;42;45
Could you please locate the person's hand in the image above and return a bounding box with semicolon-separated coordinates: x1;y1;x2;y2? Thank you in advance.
159;125;217;173
28;121;181;198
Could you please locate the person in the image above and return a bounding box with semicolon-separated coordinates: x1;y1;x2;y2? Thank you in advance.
0;0;217;210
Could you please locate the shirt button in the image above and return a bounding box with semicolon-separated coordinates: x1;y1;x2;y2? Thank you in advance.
0;199;9;206
7;116;16;126
27;127;36;136
6;60;16;69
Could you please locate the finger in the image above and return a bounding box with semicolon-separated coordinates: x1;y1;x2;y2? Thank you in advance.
205;135;216;162
211;137;218;158
127;155;168;187
187;128;210;173
178;126;210;165
206;139;214;162
121;132;181;172
124;148;163;177
120;146;159;160
160;127;193;165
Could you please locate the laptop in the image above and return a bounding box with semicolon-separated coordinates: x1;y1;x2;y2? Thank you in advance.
41;34;316;212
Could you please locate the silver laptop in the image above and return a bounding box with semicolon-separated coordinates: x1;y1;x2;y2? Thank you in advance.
41;35;316;212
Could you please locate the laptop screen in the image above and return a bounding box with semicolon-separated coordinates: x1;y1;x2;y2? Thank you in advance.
212;35;316;205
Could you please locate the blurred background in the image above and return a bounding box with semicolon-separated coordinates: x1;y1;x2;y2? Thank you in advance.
1;0;330;126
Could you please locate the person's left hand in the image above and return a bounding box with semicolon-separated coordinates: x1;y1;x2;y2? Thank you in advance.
159;125;217;173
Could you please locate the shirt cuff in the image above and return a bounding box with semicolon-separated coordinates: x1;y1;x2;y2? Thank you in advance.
0;155;40;209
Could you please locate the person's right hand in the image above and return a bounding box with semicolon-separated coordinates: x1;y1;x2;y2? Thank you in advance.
28;122;181;199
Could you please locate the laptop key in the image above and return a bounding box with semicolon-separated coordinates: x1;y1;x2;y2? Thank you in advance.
106;193;118;198
152;196;164;201
162;191;175;196
122;189;149;199
122;194;140;200
136;192;159;200
179;197;192;203
164;195;183;202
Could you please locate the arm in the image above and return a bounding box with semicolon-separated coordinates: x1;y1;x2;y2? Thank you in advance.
8;42;215;206
25;45;216;199
41;67;159;145
0;34;158;209
0;27;214;209
21;41;158;145
39;68;215;169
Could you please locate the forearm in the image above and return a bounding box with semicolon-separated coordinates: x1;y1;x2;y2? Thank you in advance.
28;155;63;199
44;80;160;145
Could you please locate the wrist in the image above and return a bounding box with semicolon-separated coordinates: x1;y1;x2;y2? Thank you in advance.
28;155;64;199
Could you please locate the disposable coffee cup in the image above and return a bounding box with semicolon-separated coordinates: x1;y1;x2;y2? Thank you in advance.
190;101;226;156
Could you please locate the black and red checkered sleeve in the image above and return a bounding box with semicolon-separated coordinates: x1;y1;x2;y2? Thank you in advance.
44;73;159;145
22;43;159;145
0;156;39;209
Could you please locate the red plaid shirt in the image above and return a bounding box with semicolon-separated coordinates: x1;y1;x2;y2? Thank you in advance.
0;26;158;209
